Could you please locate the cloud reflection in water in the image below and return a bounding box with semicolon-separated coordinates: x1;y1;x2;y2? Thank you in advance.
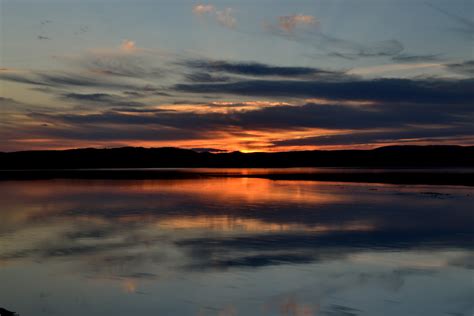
0;177;473;315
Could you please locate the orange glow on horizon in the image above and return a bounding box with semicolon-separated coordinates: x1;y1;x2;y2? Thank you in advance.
7;135;474;152
4;96;473;152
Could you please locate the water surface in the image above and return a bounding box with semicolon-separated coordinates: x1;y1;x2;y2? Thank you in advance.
1;176;473;315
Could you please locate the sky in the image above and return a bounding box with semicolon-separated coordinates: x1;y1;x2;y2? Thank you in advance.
0;0;473;152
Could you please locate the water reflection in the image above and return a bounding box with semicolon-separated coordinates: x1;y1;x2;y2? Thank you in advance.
0;177;473;315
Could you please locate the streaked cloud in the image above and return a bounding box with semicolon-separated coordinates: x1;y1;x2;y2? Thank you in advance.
445;60;474;77
2;0;473;152
184;71;232;83
272;127;474;147
391;54;441;63
2;48;472;150
278;14;318;33
348;62;444;76
182;59;346;80
426;3;474;39
80;51;163;78
9;93;471;151
175;76;474;105
0;70;144;91
60;93;145;108
266;16;403;59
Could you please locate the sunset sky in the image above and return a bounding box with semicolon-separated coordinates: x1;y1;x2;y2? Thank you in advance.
1;0;473;152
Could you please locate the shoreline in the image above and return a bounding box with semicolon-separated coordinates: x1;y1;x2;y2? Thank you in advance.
1;169;473;186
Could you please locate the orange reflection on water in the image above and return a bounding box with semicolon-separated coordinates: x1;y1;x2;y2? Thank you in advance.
122;279;137;294
280;297;317;316
122;177;343;205
0;177;349;232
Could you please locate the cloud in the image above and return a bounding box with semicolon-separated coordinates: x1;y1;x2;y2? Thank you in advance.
356;39;404;58
120;39;137;52
183;59;345;80
392;54;441;63
0;43;172;104
318;35;404;59
4;51;473;149
215;8;237;29
63;93;116;101
175;77;474;105
25;93;473;147
52;39;171;79
348;62;444;76
74;25;89;36
445;60;474;77
185;71;232;83
426;3;474;39
0;70;151;91
80;52;163;78
278;14;318;33
0;71;96;87
272;127;474;147
44;125;204;142
189;147;228;153
0;97;24;107
265;15;403;59
3;37;473;150
232;101;473;131
192;3;236;29
60;93;145;107
192;4;215;15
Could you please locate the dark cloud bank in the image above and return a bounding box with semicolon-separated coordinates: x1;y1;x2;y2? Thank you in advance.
1;57;473;148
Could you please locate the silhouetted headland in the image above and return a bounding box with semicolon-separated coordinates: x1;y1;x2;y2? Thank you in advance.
0;307;18;316
1;145;473;185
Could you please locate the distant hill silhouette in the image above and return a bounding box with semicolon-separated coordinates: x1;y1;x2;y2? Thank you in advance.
0;307;18;316
1;145;473;169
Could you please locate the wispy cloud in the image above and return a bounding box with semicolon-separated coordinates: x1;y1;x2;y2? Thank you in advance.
216;8;237;29
277;14;319;33
60;93;145;108
0;69;150;91
348;62;444;76
265;15;403;59
184;72;232;83
192;4;215;15
175;76;474;105
392;54;441;63
445;60;474;77
426;2;474;38
192;3;236;29
182;59;346;80
272;126;474;147
80;51;163;78
4;90;473;151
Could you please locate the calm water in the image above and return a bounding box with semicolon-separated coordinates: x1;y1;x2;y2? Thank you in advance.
1;175;473;315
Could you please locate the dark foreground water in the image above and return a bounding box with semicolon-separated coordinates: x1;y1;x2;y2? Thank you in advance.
0;175;473;315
